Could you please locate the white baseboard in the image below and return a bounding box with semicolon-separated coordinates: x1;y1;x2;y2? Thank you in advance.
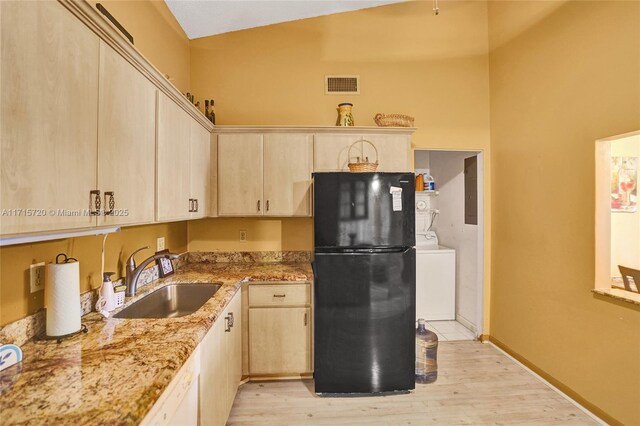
455;314;477;334
485;342;607;426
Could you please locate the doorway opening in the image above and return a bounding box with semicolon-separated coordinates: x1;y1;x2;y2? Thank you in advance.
595;131;640;303
414;149;485;341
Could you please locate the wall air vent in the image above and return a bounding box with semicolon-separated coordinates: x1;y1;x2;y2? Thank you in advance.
325;75;360;95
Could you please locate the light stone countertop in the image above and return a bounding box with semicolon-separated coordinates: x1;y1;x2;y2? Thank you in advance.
0;261;312;425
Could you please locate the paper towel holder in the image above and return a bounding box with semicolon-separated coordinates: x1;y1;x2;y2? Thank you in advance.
37;324;88;344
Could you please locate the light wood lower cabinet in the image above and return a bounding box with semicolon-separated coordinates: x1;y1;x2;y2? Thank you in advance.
145;290;241;426
199;290;241;426
249;307;311;375
142;347;200;426
247;282;313;377
225;291;243;416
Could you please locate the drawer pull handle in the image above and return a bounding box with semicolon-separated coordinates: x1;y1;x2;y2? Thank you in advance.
228;312;234;327
273;294;286;298
304;312;308;326
225;315;231;332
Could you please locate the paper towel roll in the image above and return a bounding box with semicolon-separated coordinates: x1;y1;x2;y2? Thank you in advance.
45;262;81;337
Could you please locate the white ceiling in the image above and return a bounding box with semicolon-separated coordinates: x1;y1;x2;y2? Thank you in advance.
164;1;404;39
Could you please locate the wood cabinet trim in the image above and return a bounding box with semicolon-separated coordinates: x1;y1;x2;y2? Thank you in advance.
213;126;416;135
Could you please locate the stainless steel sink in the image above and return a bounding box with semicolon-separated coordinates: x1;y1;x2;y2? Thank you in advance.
113;283;222;319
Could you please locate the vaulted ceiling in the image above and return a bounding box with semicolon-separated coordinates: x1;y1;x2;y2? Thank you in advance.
164;0;404;39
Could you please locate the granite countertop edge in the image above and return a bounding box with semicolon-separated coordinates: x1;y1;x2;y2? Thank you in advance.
0;261;312;425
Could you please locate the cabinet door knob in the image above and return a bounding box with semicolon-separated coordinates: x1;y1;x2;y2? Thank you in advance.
89;190;101;216
104;191;115;215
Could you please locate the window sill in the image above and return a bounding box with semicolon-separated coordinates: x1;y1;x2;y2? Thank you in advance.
592;288;640;306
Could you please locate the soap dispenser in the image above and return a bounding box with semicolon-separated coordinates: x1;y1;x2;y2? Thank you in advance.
98;272;116;312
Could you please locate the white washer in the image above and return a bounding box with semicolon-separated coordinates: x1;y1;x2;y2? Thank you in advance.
416;245;456;321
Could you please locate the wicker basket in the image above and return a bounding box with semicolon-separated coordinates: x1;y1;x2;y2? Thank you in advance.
374;113;415;127
347;139;378;172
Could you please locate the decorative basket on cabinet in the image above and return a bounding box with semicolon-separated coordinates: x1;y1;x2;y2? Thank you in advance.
374;113;415;127
347;139;379;172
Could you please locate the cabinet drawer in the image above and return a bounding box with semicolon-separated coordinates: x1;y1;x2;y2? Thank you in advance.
249;284;310;307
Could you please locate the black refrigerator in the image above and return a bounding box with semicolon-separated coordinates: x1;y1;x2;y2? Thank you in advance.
313;172;416;395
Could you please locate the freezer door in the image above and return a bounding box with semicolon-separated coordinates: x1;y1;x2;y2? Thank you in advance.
313;172;415;249
314;248;416;394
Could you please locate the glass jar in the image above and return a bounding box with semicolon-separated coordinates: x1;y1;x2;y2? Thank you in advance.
415;318;438;384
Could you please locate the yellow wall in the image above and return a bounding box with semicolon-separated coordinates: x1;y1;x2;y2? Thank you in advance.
189;0;493;331
94;0;191;93
188;218;313;252
0;221;187;326
488;1;640;424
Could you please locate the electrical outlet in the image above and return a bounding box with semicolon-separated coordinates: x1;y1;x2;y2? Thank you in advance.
157;237;165;252
239;230;247;242
30;262;45;293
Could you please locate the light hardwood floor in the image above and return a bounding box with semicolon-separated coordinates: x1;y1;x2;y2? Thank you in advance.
228;342;597;425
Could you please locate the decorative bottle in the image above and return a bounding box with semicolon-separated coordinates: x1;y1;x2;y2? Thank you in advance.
209;99;216;125
415;318;438;384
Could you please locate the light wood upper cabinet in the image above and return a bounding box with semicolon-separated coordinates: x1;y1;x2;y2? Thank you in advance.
263;134;313;216
314;133;411;172
209;134;219;217
190;121;211;218
217;134;264;216
217;133;312;217
0;1;99;234
98;41;156;226
313;134;359;172
157;93;191;222
363;134;412;172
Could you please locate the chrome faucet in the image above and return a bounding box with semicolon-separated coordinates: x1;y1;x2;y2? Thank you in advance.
125;246;180;297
